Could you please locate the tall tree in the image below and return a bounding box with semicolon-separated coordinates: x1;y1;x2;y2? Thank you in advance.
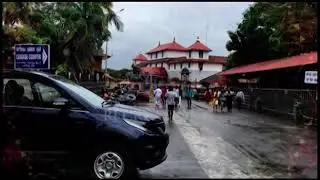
225;2;317;69
2;2;124;77
32;2;124;75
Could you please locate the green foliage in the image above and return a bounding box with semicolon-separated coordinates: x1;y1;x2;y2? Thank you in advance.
4;25;43;44
107;68;132;80
55;63;69;77
3;2;123;73
225;2;317;69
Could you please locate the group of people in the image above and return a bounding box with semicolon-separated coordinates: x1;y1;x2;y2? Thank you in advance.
153;85;194;121
209;87;245;112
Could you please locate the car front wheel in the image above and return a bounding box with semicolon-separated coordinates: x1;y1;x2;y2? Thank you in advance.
89;147;136;179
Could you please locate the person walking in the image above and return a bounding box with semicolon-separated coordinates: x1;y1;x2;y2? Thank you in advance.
218;88;226;112
161;86;167;109
178;86;182;108
210;89;219;112
235;89;245;111
174;86;180;110
153;86;162;109
225;88;234;112
186;85;193;109
165;86;178;122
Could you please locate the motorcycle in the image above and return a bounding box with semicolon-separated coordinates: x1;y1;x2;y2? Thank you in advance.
117;93;136;105
109;93;136;106
103;88;137;106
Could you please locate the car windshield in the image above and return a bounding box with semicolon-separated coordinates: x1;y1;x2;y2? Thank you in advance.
52;75;104;108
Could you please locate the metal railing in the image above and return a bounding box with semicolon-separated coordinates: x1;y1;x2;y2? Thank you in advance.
242;88;317;120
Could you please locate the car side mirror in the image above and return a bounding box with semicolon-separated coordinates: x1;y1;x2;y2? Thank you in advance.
52;97;69;109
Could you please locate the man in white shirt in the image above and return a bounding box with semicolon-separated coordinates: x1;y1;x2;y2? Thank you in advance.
153;86;162;109
236;89;245;111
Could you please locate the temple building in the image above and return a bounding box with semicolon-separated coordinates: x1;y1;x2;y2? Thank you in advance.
133;37;227;84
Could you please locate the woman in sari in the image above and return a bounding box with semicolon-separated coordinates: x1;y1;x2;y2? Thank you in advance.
209;89;219;112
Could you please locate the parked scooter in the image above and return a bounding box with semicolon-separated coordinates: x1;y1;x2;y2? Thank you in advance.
108;89;136;105
116;93;136;105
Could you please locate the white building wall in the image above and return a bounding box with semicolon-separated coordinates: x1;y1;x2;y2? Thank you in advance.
167;70;219;82
188;51;209;59
164;51;188;58
157;51;165;59
203;63;223;71
166;63;223;82
162;63;168;69
147;51;187;60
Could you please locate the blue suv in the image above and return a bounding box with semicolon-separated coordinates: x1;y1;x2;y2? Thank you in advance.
2;70;169;179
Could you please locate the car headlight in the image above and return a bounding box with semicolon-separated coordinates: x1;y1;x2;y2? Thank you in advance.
124;119;149;132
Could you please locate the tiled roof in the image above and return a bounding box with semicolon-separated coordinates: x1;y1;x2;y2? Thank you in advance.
187;40;211;52
208;56;227;64
218;52;317;75
146;39;188;54
136;56;227;66
133;53;148;61
140;67;168;77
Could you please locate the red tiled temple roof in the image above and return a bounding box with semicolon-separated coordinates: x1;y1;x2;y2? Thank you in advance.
146;38;188;54
140;67;168;77
133;53;148;61
188;40;211;52
136;56;227;66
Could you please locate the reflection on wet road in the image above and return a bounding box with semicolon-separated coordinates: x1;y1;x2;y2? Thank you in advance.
139;121;207;179
139;101;317;178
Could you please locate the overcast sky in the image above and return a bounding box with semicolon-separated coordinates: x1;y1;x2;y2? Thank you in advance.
104;2;252;70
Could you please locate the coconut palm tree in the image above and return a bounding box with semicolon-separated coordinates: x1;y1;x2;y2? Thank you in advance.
54;2;124;77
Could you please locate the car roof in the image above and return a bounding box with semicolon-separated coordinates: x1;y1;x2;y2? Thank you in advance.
3;69;53;78
3;69;100;113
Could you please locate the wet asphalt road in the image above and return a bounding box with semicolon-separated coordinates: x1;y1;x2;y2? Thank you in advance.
25;101;317;179
138;101;317;179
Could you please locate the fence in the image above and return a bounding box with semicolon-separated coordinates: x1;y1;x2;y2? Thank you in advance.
66;71;105;83
64;72;107;95
242;88;317;120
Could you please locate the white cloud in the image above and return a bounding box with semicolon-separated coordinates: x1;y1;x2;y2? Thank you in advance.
104;2;252;69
